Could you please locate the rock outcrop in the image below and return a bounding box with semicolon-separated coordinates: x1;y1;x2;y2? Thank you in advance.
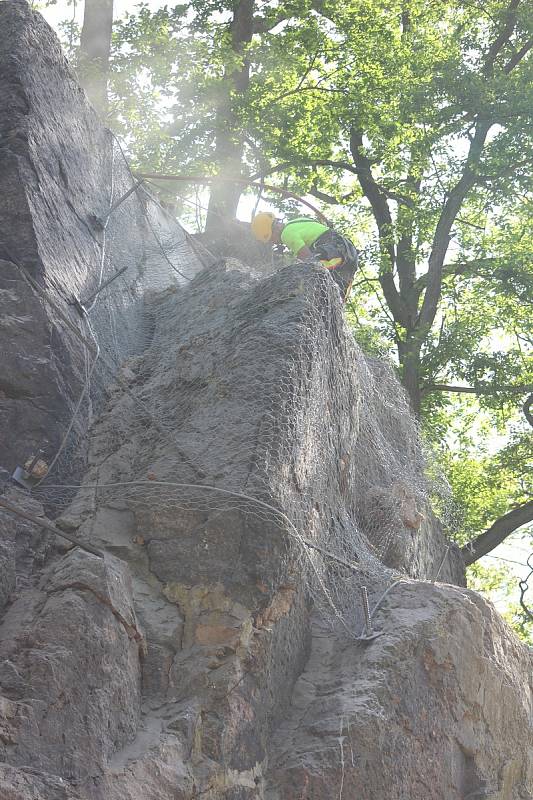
267;583;532;799
0;4;531;800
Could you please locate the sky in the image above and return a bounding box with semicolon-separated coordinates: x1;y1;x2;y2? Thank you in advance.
36;1;533;625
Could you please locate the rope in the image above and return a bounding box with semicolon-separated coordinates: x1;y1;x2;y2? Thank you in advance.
0;249;97;356
0;496;104;558
37;137;119;478
38;316;100;483
4;247;204;475
142;176;232;229
137;186;194;281
40;478;365;639
139;178;225;267
432;545;450;583
110;132;216;275
355;578;407;637
0;136;117;482
38;479;364;576
7;154;219;482
85;140;116;314
1;133;211;481
79;265;128;308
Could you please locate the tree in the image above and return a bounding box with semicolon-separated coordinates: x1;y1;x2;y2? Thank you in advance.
245;0;532;410
78;0;114;113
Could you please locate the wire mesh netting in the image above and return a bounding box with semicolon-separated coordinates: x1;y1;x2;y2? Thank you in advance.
17;136;207;484
4;136;455;639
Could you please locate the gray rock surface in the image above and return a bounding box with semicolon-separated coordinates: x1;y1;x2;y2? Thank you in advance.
266;583;533;800
0;5;531;800
0;0;203;481
0;545;141;785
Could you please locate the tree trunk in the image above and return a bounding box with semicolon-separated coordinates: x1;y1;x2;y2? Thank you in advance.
205;0;254;232
398;336;422;417
78;0;114;115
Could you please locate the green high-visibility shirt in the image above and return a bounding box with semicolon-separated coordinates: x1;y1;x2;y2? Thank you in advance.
280;218;329;256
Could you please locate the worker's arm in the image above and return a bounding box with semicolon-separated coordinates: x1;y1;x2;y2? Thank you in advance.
297;245;315;260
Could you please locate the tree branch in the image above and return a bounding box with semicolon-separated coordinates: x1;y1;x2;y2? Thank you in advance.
462;500;533;565
422;383;533;396
267;85;349;104
349;129;413;329
309;185;355;205
248;161;414;205
253;12;289;34
483;0;520;76
505;38;533;72
417;120;491;332
417;4;526;332
413;258;499;290
249;159;361;181
349;129;394;247
263;47;324;105
395;157;421;308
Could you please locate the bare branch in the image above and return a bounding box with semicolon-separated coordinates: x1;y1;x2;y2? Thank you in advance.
309;186;340;205
462;500;533;565
309;184;356;205
381;189;416;207
248;159;361;181
249;160;415;206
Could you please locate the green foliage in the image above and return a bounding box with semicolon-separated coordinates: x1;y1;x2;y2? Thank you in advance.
443;436;525;543
468;561;533;644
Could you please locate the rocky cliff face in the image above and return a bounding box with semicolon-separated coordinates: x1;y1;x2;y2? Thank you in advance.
0;4;531;800
0;0;204;484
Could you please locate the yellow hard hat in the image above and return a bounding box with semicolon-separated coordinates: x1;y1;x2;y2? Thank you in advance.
251;211;276;243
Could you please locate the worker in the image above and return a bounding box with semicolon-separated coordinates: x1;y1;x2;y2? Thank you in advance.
251;212;359;301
